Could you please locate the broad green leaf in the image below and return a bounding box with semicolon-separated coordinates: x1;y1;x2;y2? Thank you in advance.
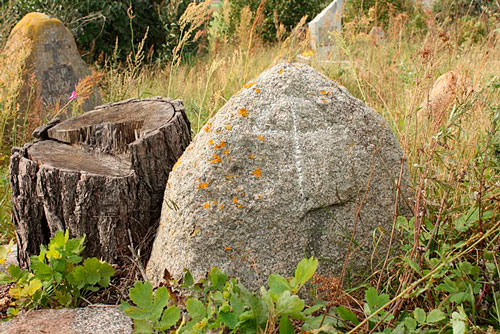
219;311;238;329
279;315;294;334
404;316;417;330
276;290;304;317
303;303;324;316
31;261;52;281
365;288;379;309
336;306;360;325
209;267;227;291
182;270;194;287
129;281;153;309
151;287;169;319
451;311;467;334
133;319;154;334
268;274;291;300
294;257;318;288
413;308;426;325
426;309;446;323
158;305;180;330
124;306;151;320
186;298;206;320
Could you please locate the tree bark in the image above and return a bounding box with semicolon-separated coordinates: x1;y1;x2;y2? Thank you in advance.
10;97;191;269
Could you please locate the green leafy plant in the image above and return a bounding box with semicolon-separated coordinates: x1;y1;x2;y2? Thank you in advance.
0;231;114;315
122;257;335;333
120;281;180;333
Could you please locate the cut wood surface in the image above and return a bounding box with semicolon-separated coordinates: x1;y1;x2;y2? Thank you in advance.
10;97;191;269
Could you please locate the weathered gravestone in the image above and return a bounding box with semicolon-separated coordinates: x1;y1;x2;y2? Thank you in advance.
0;306;132;334
10;97;191;268
146;63;410;289
308;0;343;51
0;12;101;118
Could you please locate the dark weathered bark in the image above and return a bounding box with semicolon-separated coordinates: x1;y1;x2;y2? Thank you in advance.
10;97;191;268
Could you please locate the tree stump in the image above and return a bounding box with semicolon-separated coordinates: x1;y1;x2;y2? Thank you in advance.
10;97;191;268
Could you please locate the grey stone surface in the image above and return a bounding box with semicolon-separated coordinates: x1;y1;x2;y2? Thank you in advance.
309;0;343;50
0;12;101;118
0;306;132;334
147;63;410;289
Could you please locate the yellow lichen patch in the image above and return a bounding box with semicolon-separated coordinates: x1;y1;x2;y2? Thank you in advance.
257;135;265;141
248;153;255;159
244;82;256;88
219;204;224;210
212;201;218;206
238;108;248;117
223;149;229;155
194;162;197;168
11;13;63;40
196;178;201;182
257;194;263;199
321;99;327;103
209;139;214;145
237;204;243;209
226;125;232;130
215;139;226;149
211;154;222;163
172;158;182;172
279;68;284;74
197;182;209;189
319;90;331;95
203;203;210;209
251;168;262;178
233;197;239;204
204;122;212;132
255;88;261;94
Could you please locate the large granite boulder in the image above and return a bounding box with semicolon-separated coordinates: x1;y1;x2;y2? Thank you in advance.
0;12;101;119
0;306;132;334
147;63;410;289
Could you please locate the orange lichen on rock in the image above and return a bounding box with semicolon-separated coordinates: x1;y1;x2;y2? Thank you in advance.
219;204;224;210
238;108;248;117
215;139;226;149
211;154;221;163
204;122;212;132
197;182;209;189
244;82;256;88
248;153;255;159
255;88;261;94
209;139;214;145
226;125;232;130
257;135;265;141
251;168;262;178
222;149;229;155
203;203;210;209
172;159;182;172
233;197;239;204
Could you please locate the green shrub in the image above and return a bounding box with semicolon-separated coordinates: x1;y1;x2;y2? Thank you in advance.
0;0;194;62
228;0;328;42
343;0;414;27
433;0;497;18
0;231;114;317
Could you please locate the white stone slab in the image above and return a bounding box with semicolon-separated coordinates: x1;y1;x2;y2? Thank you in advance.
308;0;343;50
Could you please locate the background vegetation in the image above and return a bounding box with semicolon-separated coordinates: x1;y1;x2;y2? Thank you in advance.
0;0;499;332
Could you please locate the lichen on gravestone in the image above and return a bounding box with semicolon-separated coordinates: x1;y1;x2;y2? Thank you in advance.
0;12;101;123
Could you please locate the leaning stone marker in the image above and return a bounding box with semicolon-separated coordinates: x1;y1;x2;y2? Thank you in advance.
10;97;191;268
147;63;410;289
0;12;101;118
308;0;343;51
